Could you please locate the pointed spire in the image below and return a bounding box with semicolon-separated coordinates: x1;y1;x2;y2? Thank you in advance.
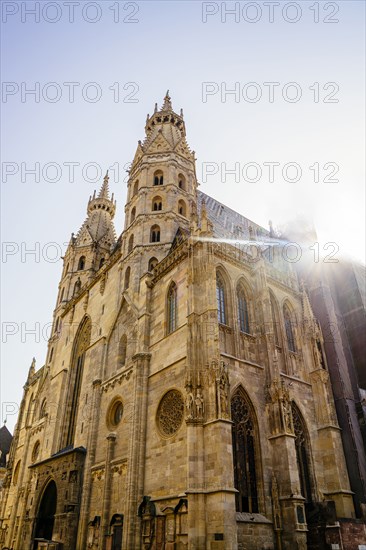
162;90;172;111
28;357;36;381
98;170;110;200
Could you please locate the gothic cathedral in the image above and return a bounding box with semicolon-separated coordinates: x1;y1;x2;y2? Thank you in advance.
0;94;358;550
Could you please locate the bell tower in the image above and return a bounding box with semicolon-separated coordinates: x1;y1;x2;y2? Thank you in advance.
122;91;198;272
50;173;117;341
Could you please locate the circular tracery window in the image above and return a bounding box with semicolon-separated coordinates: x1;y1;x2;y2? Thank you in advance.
157;390;184;437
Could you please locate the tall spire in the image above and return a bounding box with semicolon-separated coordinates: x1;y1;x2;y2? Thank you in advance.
162;90;172;111
27;357;36;383
98;170;111;200
87;169;116;219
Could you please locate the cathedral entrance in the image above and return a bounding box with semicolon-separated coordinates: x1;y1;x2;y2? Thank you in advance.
33;480;57;547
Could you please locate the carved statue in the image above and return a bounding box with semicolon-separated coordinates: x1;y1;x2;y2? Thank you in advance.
217;362;230;418
186;390;195;419
195;389;204;418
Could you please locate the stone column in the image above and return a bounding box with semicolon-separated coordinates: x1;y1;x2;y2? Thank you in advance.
101;432;117;550
76;378;102;548
124;352;151;550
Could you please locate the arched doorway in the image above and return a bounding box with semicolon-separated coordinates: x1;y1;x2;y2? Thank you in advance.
110;514;123;550
34;480;57;545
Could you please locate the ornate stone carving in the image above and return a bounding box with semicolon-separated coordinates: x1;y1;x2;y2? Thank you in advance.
102;367;133;392
266;378;294;435
216;361;230;419
91;467;105;482
157;390;185;437
185;373;205;423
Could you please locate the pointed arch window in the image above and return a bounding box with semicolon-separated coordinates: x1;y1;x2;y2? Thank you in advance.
133;181;139;196
78;256;85;270
152;197;162;211
150;225;160;243
128;234;134;253
270;295;280;346
118;335;127;367
167;282;177;334
73;278;81;296
216;272;227;325
237;285;250;334
292;403;312;503
284;304;296;352
148;257;158;271
153;170;164;186
39;398;47;419
231;389;259;513
60;317;91;450
178;200;187;217
124;267;130;290
54;317;61;335
130;207;136;223
59;287;65;304
178;174;186;190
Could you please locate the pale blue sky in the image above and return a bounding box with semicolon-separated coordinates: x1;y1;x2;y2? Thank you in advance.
1;1;365;431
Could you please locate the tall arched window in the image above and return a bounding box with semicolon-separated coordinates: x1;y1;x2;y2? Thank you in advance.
152;196;162;211
59;288;64;304
231;388;259;513
178;200;187;217
60;317;91;450
284;304;296;352
237;285;250;334
148;257;158;271
153;170;164;186
133;180;139;196
292;402;312;503
167;282;177;334
39;398;47;419
178;174;186;190
124;267;130;290
78;256;85;270
128;234;134;253
270;294;280;346
130;207;136;223
118;335;127;367
150;225;160;243
54;317;61;334
216;272;227;325
73;278;81;296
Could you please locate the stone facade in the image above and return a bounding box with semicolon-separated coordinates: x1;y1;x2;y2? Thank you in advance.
0;94;362;550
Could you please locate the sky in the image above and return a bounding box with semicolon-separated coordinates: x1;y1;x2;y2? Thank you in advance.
1;0;365;432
